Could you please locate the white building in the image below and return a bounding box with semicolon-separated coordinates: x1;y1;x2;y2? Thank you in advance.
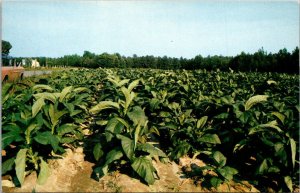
22;59;26;66
31;59;40;68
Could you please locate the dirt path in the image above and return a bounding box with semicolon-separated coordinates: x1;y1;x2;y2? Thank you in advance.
23;70;53;77
3;148;259;192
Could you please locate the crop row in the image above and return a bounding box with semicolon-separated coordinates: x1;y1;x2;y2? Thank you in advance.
2;68;299;192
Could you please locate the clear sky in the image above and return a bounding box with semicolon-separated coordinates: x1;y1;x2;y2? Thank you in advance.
2;0;299;58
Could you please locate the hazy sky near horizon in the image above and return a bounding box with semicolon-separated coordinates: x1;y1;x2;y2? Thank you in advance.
2;0;299;58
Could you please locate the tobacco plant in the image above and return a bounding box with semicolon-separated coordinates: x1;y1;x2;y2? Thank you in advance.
2;82;90;186
89;77;168;185
2;68;298;191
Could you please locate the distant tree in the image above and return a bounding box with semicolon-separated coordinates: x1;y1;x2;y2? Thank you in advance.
193;55;203;69
2;40;12;55
83;51;95;58
45;47;298;74
82;51;96;67
291;47;299;73
276;48;290;73
37;57;46;67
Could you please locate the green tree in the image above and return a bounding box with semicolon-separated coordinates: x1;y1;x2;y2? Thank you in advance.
2;40;12;55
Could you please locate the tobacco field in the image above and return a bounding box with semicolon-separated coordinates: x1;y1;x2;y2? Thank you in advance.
2;68;299;192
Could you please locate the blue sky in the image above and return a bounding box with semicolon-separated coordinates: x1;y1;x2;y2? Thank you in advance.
2;0;299;58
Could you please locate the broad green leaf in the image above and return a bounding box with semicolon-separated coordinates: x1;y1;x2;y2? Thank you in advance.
2;123;21;131
159;111;171;118
2;129;23;149
32;84;53;92
284;176;293;192
35;131;60;152
34;131;52;145
149;98;160;110
258;159;268;175
93;143;104;161
274;142;287;161
149;126;160;136
267;80;277;85
121;87;135;111
73;87;89;93
210;177;222;188
150;91;157;98
70;109;81;116
49;135;60;152
33;93;58;103
217;166;238;181
105;118;124;142
290;138;296;169
48;104;67;129
245;95;268;111
268;166;280;173
118;79;130;87
2;83;13;97
59;137;76;143
107;76;120;86
57;124;77;135
96;120;108;126
180;106;191;116
25;124;38;145
32;98;45;117
37;158;50;185
221;95;234;104
213;151;226;167
271;112;285;124
49;104;56;126
131;156;157;185
274;101;286;112
2;158;15;175
261;138;274;147
59;86;73;102
183;85;189;92
2;93;10;105
137;143;167;158
105;148;123;166
295;104;300;113
127;106;147;126
171;142;191;159
198;134;221;144
164;123;177;130
134;124;141;150
116;134;134;160
128;79;140;92
214;113;229;119
2;83;15;104
116;117;130;129
101;148;124;175
15;149;28;186
249;120;282;135
89;101;120;114
224;166;238;175
178;114;185;125
238;111;251;124
197;116;208;129
64;102;75;114
168;102;180;110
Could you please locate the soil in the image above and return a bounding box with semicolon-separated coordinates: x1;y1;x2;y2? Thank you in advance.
2;148;259;192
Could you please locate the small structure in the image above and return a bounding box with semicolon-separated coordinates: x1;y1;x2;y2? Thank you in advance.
31;59;40;68
22;59;26;66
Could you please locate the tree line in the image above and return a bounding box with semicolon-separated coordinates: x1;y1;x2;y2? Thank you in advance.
40;47;299;74
2;40;299;74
